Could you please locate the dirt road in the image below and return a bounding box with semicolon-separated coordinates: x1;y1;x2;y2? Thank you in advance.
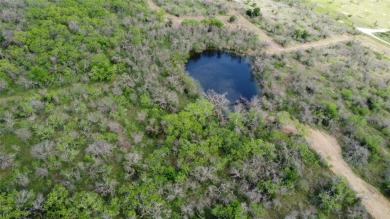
146;0;390;57
1;1;388;106
266;35;352;55
357;28;390;46
305;128;390;219
148;2;390;218
220;9;282;51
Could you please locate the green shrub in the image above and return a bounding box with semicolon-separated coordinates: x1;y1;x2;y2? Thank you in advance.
201;18;224;28
89;54;116;81
229;15;237;23
253;7;261;17
181;19;200;26
212;200;248;219
293;29;310;41
318;178;357;214
29;66;51;84
323;101;339;120
246;7;261;17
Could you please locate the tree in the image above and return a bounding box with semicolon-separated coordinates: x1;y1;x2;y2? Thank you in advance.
253;7;261;17
293;29;310;41
89;54;116;81
201;18;224;28
212;200;248;218
15;127;32;142
0;151;15;170
0;190;35;219
229;15;237;23
28;66;51;84
205;90;229;122
43;185;73;218
85;140;114;159
246;7;261;18
318;178;357;214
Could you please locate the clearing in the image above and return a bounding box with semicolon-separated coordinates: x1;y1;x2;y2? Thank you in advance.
311;0;390;29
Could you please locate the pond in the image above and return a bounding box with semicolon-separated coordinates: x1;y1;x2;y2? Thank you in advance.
186;50;259;103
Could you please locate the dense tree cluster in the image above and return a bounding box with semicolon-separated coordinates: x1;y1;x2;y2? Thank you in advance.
152;0;230;16
0;86;366;218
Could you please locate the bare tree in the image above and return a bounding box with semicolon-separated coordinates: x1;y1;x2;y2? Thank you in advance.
136;111;148;122
204;90;230;122
15;190;34;209
31;140;55;161
94;179;118;196
132;132;143;145
342;137;370;168
68;20;79;33
1;111;15;133
0;80;8;91
85;140;114;159
35;167;49;178
0;151;15;170
15;127;32;142
16;173;30;187
190;166;216;183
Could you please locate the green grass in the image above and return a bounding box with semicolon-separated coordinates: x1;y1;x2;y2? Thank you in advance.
375;31;390;43
310;0;390;28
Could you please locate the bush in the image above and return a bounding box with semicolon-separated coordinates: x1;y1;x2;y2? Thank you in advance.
201;18;224;28
246;7;261;17
181;19;200;26
253;7;261;17
318;178;357;214
89;54;116;81
28;66;51;84
293;29;310;41
246;9;253;17
229;15;237;23
212;200;247;218
246;7;261;18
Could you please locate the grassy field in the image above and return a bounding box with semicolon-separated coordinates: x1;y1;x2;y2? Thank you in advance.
375;31;390;43
311;0;390;28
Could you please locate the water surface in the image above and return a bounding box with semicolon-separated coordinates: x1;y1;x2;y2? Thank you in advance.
186;50;258;103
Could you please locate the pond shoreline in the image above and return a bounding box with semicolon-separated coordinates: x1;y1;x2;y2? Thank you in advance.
185;50;259;103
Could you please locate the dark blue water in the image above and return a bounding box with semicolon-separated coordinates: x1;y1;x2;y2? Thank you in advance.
186;50;258;103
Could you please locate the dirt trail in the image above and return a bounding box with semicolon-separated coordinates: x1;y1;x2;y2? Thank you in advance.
357;28;390;46
304;128;390;219
266;35;353;55
221;9;282;51
146;0;390;57
146;3;390;218
1;1;388;105
146;0;281;49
